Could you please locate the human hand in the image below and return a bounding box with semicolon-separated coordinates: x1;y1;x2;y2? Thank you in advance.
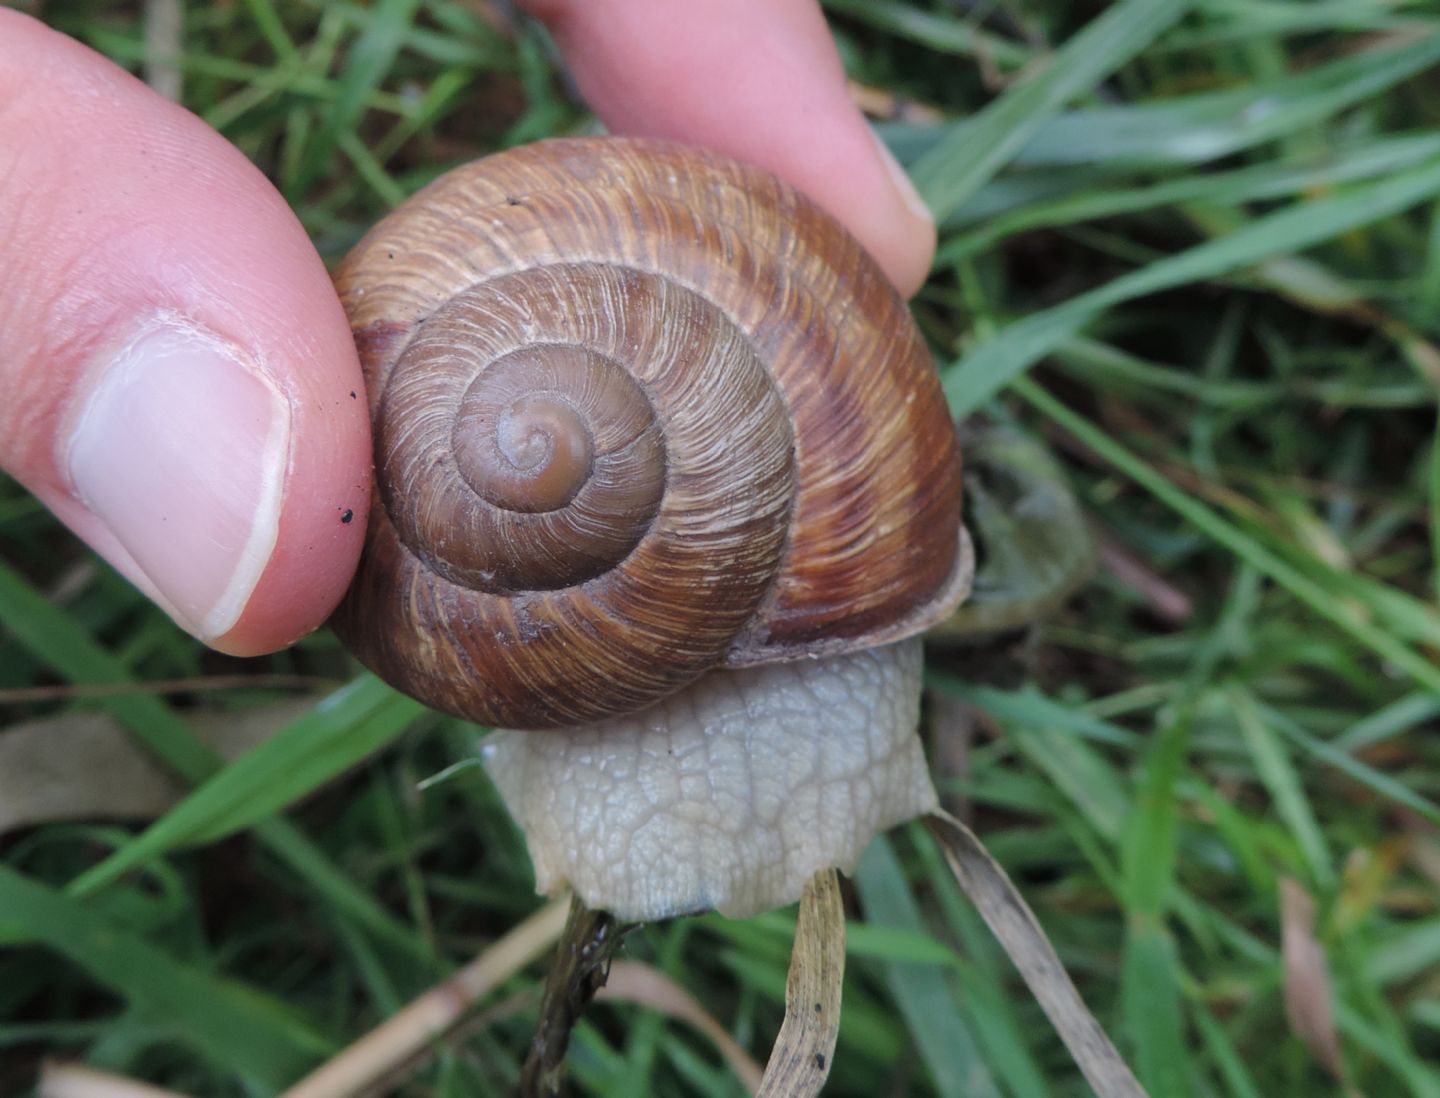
0;1;935;656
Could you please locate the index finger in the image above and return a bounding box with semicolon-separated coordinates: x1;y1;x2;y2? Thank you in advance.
526;0;937;298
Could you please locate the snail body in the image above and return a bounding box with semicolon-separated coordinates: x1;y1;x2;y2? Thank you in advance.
332;137;965;730
484;638;937;919
334;137;970;918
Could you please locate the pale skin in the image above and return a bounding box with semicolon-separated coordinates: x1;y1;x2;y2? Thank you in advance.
0;1;936;656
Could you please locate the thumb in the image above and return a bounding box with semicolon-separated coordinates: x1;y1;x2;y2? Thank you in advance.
0;13;371;656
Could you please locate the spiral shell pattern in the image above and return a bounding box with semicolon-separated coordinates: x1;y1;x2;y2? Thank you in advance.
333;138;964;729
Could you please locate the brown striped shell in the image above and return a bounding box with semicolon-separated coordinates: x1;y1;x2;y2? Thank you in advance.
332;137;965;729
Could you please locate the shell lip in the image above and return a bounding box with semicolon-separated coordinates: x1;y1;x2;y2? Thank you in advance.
723;522;976;669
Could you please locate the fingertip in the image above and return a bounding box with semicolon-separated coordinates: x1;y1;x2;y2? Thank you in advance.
862;128;939;299
529;0;936;296
818;118;938;299
208;383;372;659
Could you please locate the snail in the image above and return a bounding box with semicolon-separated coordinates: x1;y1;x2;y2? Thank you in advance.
332;136;971;920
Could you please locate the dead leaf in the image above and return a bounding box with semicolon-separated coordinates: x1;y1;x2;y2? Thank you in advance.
0;699;317;835
926;810;1145;1098
755;869;845;1098
1280;877;1358;1094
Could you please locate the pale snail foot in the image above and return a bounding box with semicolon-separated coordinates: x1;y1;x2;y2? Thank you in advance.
482;638;938;921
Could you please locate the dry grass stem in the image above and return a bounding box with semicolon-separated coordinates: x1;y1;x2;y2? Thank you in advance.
142;0;182;101
280;898;569;1098
38;1063;193;1098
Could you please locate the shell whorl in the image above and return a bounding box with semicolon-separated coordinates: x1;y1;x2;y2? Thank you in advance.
333;137;965;730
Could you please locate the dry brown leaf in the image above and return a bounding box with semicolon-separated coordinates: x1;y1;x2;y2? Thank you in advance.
0;699;317;836
755;869;845;1098
1280;877;1358;1094
926;811;1146;1098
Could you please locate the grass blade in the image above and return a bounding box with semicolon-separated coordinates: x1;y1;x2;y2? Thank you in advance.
1120;925;1189;1097
1230;690;1334;889
287;0;423;197
0;559;426;955
67;676;427;895
1003;29;1440;169
854;837;1003;1098
911;0;1192;220
1258;704;1440;827
0;559;217;784
940;132;1440;260
1009;377;1440;700
0;865;330;1090
896;29;1440;178
279;899;568;1098
1119;713;1190;1096
946;155;1440;417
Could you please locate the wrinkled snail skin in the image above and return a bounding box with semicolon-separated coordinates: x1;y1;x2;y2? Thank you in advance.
484;638;941;920
332;137;970;919
331;136;966;730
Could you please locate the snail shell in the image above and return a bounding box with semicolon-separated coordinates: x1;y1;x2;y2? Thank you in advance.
332;137;965;729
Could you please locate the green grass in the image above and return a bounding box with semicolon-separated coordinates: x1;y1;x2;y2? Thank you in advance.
5;1;1440;1095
